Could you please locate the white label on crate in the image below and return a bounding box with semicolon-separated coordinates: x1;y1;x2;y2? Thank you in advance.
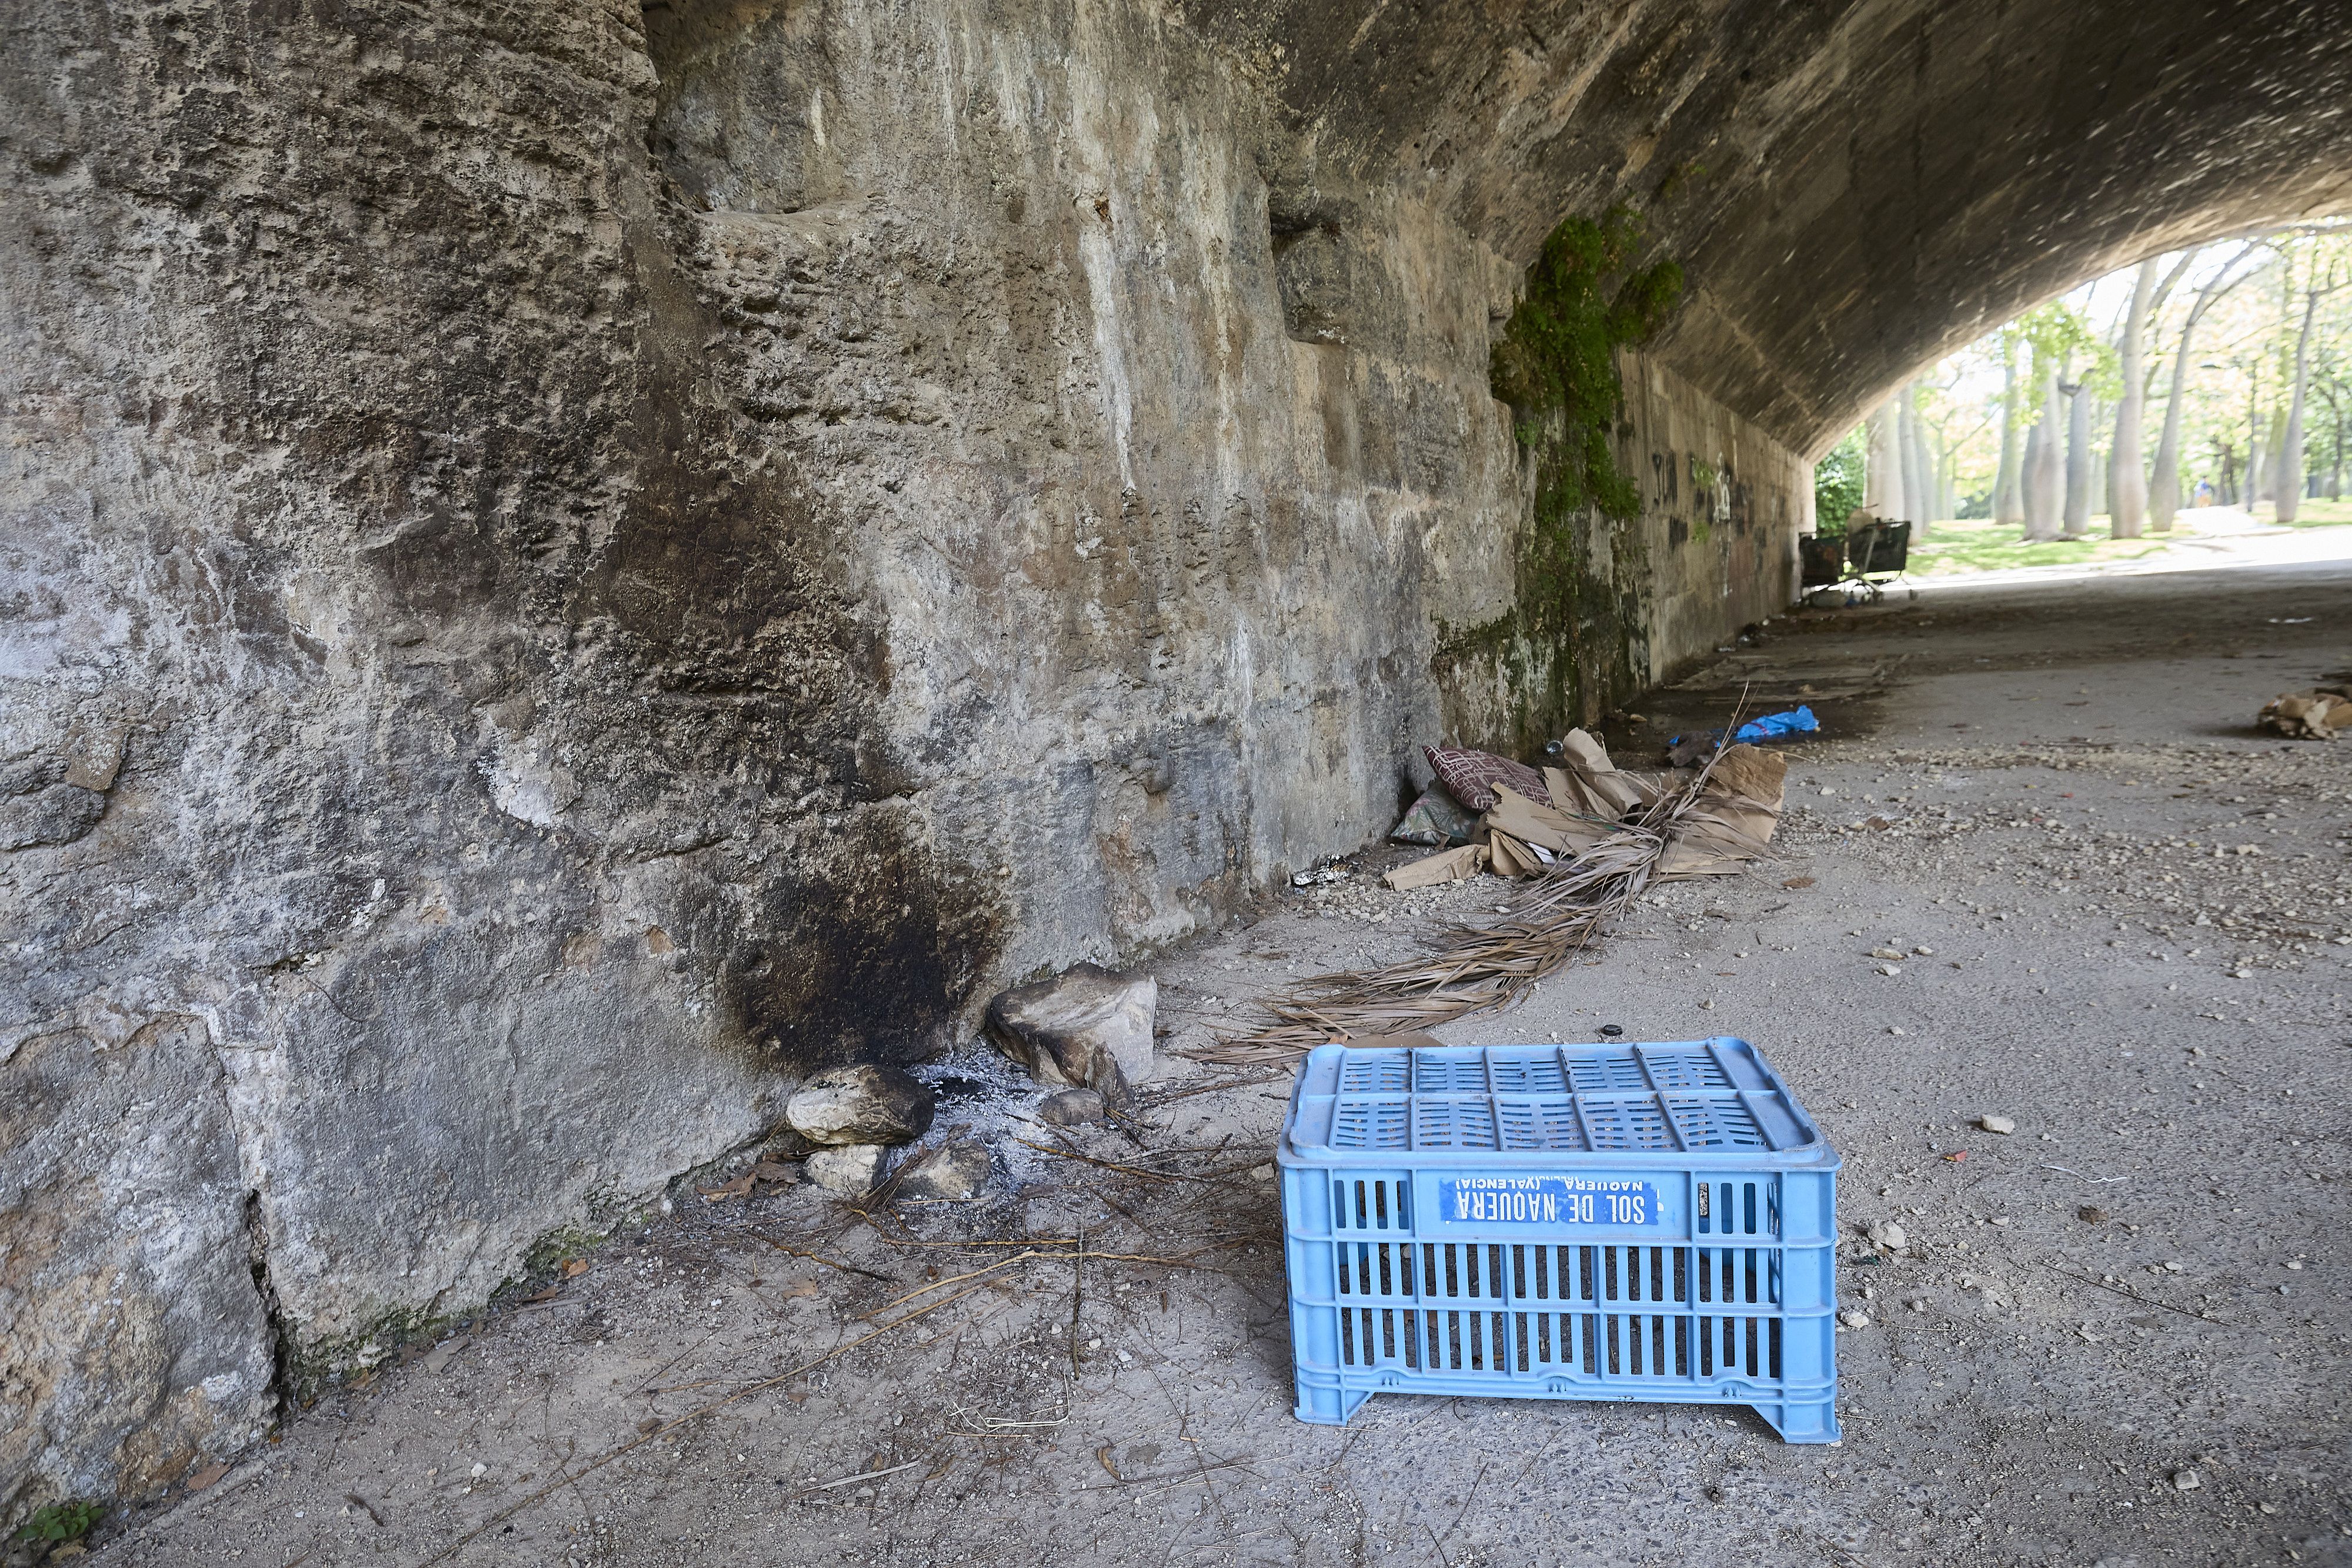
1439;1175;1660;1228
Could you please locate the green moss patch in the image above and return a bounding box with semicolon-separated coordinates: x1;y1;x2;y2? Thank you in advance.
1438;208;1682;746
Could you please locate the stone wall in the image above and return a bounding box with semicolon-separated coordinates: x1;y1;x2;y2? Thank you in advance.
1;0;1802;1505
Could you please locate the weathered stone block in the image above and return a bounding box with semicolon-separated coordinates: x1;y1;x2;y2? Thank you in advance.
984;966;1157;1097
783;1066;936;1147
803;1144;891;1195
897;1142;993;1202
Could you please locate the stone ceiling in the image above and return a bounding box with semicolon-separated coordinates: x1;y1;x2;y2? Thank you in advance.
1193;0;2352;455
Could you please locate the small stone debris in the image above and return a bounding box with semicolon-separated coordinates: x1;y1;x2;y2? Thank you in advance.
1869;947;1906;961
784;1065;936;1147
1838;1308;1871;1328
898;1142;993;1202
1250;1165;1276;1182
984;964;1158;1096
1875;963;1902;977
2172;1469;2201;1492
804;1144;892;1194
1977;1114;2016;1135
1034;1088;1106;1126
2077;1205;2111;1223
1864;1220;1909;1252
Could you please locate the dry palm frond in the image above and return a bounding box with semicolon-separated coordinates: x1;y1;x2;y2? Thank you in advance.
1195;738;1763;1066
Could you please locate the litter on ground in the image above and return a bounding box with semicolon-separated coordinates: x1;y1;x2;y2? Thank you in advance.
1210;728;1786;1061
2258;686;2351;738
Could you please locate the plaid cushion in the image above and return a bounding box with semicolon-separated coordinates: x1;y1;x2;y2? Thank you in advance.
1424;745;1549;814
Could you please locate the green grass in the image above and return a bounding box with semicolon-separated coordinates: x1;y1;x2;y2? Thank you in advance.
1904;517;2170;577
2250;497;2352;527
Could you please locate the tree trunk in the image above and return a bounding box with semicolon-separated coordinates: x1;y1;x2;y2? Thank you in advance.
1900;383;1932;534
1994;353;2024;526
2062;377;2093;537
2023;367;2065;540
1865;399;1905;521
2280;289;2321;524
2092;395;2110;519
2020;420;2043;533
2112;259;2155;537
2242;352;2270;514
1915;399;1937;523
2151;241;2261;530
2149;331;2191;529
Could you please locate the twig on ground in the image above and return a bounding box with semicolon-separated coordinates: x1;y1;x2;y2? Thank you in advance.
2033;1259;2239;1326
1131;1071;1294;1107
857;1251;1047;1322
791;1459;924;1497
749;1235;895;1283
1117;1457;1259;1500
1007;1136;1234;1185
2040;1164;2129;1184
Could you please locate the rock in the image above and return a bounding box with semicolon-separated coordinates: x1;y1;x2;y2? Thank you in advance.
784;1066;936;1147
0;1017;278;1504
804;1144;892;1194
2077;1205;2111;1223
1838;1309;1871;1328
2172;1469;2201;1492
1035;1088;1106;1126
1250;1165;1275;1182
1865;1220;1909;1252
1977;1114;2016;1135
897;1142;992;1201
984;964;1158;1096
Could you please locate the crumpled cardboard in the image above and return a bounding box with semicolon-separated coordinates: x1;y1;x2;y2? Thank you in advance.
1379;731;1785;888
2260;687;2352;740
1381;842;1491;889
1656;744;1786;878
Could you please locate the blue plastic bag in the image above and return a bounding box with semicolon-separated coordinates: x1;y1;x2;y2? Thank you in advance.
1733;706;1819;743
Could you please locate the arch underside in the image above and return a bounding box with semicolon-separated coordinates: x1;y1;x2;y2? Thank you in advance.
1194;0;2352;456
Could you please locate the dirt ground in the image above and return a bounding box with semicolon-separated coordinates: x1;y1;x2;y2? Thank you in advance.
76;536;2352;1568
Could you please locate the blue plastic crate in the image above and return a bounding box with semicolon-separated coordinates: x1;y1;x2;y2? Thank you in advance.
1279;1038;1840;1442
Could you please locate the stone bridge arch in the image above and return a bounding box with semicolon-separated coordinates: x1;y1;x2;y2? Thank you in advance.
4;0;2347;1509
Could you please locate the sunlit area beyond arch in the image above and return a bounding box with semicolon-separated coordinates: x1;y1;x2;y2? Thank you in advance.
1813;224;2352;583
